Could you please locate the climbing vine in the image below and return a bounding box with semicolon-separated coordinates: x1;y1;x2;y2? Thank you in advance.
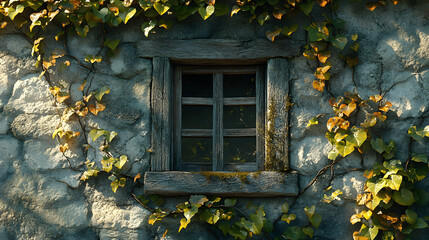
1;0;428;239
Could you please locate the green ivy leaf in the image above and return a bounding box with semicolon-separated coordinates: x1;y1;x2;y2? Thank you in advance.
335;140;355;157
369;226;379;240
95;86;110;101
114;155;127;169
8;5;25;20
307;26;323;42
153;2;171;15
190;195;209;206
309;213;322;229
302;226;314;238
89;129;105;142
408;126;427;141
412;153;428;163
198;5;215;20
281;24;299;37
300;1;315;16
404;209;418;225
281;202;289;214
331;36;348;50
263;219;273;233
257;12;270;26
366;178;386;195
304;205;315;218
281;214;296;224
388;174;402;191
392;188;415;206
307;116;319;127
414;218;429;229
283;226;306;240
371;138;385;154
124;8;136;24
224;198;237;207
351;127;367;147
141;20;157;37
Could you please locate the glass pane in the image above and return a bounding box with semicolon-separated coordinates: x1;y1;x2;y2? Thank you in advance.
182;106;212;129
223;74;256;97
224;105;256;128
182;137;212;163
224;137;256;163
182;74;213;97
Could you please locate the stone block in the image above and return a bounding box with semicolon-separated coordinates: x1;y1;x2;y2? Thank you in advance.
0;135;19;180
0;34;32;57
11;114;59;141
331;171;366;199
290;137;331;175
90;202;150;229
23;139;67;170
35;201;88;228
4;74;57;115
109;44;152;79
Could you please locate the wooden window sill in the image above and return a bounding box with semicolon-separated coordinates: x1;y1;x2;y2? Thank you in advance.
143;171;299;197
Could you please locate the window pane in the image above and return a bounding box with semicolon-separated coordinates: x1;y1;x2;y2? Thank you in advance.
182;74;213;97
182;137;212;163
182;106;213;129
224;105;256;128
223;74;256;97
224;137;256;163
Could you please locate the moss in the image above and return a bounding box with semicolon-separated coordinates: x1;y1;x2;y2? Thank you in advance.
197;171;262;184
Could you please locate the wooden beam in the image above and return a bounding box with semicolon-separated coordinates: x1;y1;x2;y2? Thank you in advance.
213;73;223;171
151;57;172;171
144;171;299;197
224;128;256;137
224;97;256;106
137;39;301;64
256;66;265;171
182;97;213;105
182;129;213;137
181;66;257;74
266;58;290;171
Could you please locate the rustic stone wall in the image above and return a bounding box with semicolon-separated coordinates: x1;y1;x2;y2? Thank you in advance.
0;1;428;239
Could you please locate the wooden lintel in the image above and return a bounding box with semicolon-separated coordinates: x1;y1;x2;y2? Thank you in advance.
137;39;301;64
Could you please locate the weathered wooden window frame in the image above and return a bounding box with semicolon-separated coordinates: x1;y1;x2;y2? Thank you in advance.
174;65;265;172
142;39;300;196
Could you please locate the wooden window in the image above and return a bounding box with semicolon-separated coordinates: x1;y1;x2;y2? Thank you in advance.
173;66;265;172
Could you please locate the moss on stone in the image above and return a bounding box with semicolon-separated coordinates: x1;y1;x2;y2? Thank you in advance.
197;171;262;184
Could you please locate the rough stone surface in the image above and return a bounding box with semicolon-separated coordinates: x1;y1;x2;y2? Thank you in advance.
1;2;429;239
0;135;19;180
4;74;57;115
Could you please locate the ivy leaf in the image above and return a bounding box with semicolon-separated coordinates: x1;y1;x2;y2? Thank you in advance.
411;153;428;163
414;218;429;229
190;195;209;206
224;198;237;207
309;213;322;228
366;178;386;195
124;8;136;24
304;205;315;218
178;218;190;233
369;226;379;240
105;38;120;50
302;226;314;238
249;212;264;234
198;5;215;20
370;138;385;154
8;5;25;20
281;24;299;36
281;202;289;213
404;209;418;225
89;129;105;142
257;12;270;26
111;179;119;192
114;155;127;169
307;116;319;127
388;175;402;191
141;20;157;37
283;226;306;240
392;188;415;206
313;80;325;92
307;26;324;42
331;36;348;50
153;2;171;16
107;131;118;142
335;140;355;157
408;126;427;141
351;34;358;41
300;1;315;16
351;127;367;147
266;28;282;42
95;86;110;101
328;148;339;160
281;214;296;224
101;157;115;172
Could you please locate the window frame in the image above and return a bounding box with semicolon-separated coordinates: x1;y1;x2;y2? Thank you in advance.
173;65;265;172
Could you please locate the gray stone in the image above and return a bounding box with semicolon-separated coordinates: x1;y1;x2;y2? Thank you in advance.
99;228;151;240
382;71;428;118
23;139;67;170
0;34;32;57
109;44;152;79
35;201;88;228
0;113;10;134
4;74;58;115
90;202;150;229
11;114;59;141
66;27;104;61
0;225;9;240
331;171;366;199
290;137;331;175
0;135;19;180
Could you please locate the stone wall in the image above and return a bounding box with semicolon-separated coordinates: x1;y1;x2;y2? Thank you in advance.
0;1;428;239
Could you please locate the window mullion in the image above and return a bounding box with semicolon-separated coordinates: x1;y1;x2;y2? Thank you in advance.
173;66;182;170
256;66;265;171
213;73;223;171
